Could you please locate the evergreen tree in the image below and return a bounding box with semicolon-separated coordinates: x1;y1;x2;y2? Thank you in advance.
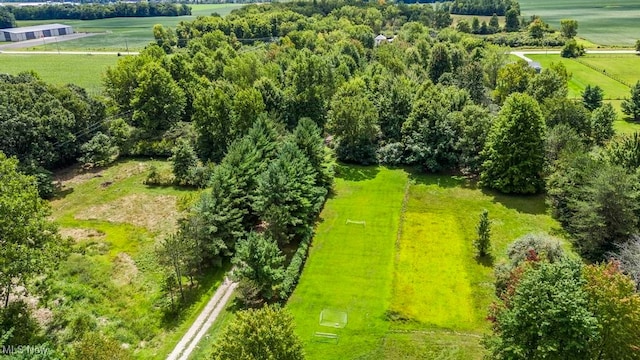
471;17;480;34
488;13;500;33
621;81;640;121
481;93;546;194
292;118;334;189
504;9;519;32
582;84;604;111
474;209;491;257
253;142;326;245
232;232;285;301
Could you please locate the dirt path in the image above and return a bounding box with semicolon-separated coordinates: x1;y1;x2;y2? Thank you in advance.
166;277;238;360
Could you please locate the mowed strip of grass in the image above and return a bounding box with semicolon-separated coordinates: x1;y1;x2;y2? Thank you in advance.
527;54;629;99
518;0;640;46
391;175;562;336
287;166;408;360
577;55;640;85
0;53;118;94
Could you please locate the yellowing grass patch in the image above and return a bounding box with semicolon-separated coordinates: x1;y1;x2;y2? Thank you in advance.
392;212;475;329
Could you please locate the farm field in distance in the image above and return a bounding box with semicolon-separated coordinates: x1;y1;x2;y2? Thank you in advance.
288;166;563;359
527;54;640;134
9;4;244;51
518;0;640;46
0;53;118;94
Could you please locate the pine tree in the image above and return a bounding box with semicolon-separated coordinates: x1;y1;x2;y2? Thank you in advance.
582;84;604;111
621;81;640;121
474;209;491;257
232;232;285;301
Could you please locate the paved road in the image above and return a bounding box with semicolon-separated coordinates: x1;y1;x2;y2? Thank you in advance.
0;50;139;55
511;49;638;62
166;277;238;360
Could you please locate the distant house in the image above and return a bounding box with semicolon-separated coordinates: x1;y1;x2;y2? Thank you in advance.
374;34;387;46
0;24;73;42
528;61;542;73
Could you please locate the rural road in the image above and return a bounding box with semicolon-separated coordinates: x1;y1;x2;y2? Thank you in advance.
0;50;139;55
511;49;638;62
166;277;238;360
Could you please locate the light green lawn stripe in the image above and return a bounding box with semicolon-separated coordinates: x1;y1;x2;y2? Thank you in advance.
393;212;476;330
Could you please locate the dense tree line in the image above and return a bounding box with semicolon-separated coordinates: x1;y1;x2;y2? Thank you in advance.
4;2;190;22
449;0;519;16
487;234;640;359
0;73;107;197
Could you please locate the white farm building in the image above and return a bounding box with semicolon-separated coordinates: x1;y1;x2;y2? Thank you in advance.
1;24;73;42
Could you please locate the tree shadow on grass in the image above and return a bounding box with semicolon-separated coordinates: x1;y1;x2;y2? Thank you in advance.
161;263;230;330
405;167;478;189
481;188;548;215
475;253;495;267
334;163;380;181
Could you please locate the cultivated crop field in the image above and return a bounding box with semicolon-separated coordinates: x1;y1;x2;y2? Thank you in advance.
0;53;118;94
518;0;640;46
288;166;562;359
13;4;244;51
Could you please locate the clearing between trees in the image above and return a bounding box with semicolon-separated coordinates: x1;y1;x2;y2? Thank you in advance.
288;166;562;359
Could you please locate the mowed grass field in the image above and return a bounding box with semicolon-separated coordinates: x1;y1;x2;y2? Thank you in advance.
518;0;640;46
49;159;223;359
0;53;118;94
288;166;563;359
13;4;244;51
287;166;407;359
527;54;640;134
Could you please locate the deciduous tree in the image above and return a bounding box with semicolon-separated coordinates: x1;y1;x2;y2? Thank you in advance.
560;19;578;38
481;93;546;194
211;305;304;360
0;153;62;308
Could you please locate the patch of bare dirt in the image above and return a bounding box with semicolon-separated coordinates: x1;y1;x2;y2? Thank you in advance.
112;252;139;286
59;227;105;242
75;194;179;233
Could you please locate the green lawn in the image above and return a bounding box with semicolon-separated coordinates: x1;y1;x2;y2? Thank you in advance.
0;53;118;94
14;4;244;51
288;166;564;359
48;159;222;359
518;0;640;46
287;166;408;360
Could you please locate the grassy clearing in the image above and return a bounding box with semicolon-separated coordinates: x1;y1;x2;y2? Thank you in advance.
518;0;640;46
287;166;408;360
527;54;640;134
288;166;563;359
0;53;118;94
14;4;244;51
48;158;222;359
